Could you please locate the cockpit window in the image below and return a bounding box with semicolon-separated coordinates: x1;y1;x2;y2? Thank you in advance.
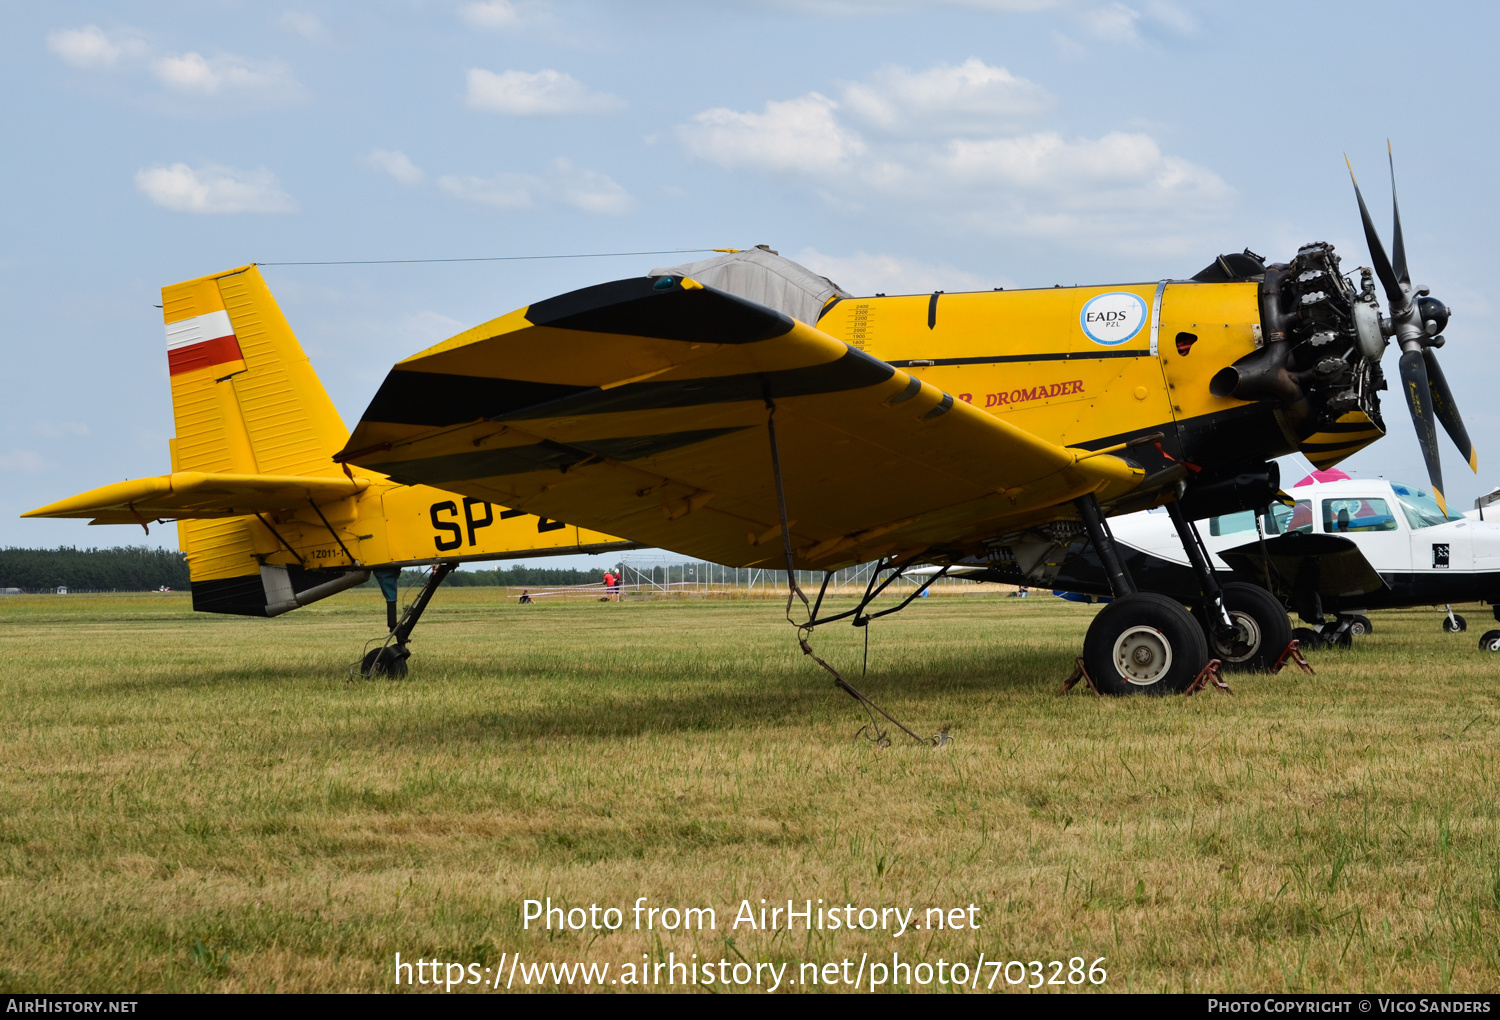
1322;497;1398;533
1391;483;1460;529
1209;510;1256;536
1266;500;1312;535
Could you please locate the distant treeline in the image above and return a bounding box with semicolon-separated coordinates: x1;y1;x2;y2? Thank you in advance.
384;564;620;588
0;547;191;591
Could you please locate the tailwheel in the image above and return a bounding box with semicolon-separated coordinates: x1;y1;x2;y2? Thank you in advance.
1198;581;1293;673
1082;593;1209;696
360;644;410;679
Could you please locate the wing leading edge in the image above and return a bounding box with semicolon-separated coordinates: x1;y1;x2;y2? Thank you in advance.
340;275;1146;570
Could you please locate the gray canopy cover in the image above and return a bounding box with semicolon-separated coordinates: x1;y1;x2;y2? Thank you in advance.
649;247;851;327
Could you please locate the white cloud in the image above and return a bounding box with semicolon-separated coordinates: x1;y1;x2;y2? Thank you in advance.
840;59;1054;133
437;173;534;211
465;68;625;115
678;93;866;175
437;158;634;216
150;51;300;98
363;148;425;186
0;450;45;472
276;12;325;39
46;25;143;68
792;248;998;296
461;1;523;28
1074;1;1141;40
135;163;298;214
676;63;1233;254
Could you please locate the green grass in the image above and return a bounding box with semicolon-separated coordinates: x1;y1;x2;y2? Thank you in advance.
1;588;1497;992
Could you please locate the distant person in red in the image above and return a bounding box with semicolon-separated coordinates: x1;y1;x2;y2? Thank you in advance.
602;571;618;601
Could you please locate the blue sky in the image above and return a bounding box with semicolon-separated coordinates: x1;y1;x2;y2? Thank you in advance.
3;0;1496;567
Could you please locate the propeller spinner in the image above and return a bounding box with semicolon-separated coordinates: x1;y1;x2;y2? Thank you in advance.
1346;143;1476;514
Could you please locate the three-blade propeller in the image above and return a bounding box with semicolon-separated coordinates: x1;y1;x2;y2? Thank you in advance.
1347;143;1475;514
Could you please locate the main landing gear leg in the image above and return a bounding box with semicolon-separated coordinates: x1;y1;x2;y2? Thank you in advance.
359;562;457;678
1166;496;1290;672
1073;494;1209;695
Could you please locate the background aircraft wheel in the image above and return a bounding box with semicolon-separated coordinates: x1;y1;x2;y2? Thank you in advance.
1082;593;1208;696
361;645;409;678
1443;614;1468;633
1479;630;1500;652
1199;582;1292;673
1326;627;1354;650
1292;626;1324;650
1346;615;1373;637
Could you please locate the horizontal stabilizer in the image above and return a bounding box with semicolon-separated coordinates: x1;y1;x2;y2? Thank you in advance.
23;471;370;523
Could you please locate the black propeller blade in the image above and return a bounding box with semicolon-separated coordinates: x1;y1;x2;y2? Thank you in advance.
1349;147;1476;510
1346;155;1408;314
1423;347;1478;474
1388;139;1409;288
1398;349;1448;514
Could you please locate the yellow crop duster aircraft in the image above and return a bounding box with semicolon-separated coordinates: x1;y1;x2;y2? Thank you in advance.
24;264;636;676
27;154;1474;694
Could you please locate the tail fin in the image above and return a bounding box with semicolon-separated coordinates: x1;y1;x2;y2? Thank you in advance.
164;265;347;475
163;266;351;600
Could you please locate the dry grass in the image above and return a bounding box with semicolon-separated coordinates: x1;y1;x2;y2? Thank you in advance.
0;587;1497;993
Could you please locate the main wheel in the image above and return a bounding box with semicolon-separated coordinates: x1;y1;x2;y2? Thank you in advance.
1346;615;1373;637
361;644;409;678
1479;629;1500;652
1082;593;1210;696
1198;582;1293;673
1443;614;1468;633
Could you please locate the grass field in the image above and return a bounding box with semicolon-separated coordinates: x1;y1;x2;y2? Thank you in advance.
1;587;1498;993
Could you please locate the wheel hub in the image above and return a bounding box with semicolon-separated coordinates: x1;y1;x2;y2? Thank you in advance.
1213;610;1261;664
1113;626;1173;686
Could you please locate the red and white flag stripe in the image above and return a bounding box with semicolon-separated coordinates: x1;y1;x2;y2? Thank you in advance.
165;310;244;376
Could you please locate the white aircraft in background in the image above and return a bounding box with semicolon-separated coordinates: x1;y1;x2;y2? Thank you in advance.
1072;470;1500;652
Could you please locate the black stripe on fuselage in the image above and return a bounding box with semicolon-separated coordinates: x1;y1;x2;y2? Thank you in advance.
887;350;1153;368
525;277;796;344
374;426;749;487
359;348;897;430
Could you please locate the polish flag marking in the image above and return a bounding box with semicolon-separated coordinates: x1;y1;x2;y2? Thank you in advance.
166;309;244;376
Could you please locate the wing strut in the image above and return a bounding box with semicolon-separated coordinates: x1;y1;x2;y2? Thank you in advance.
763;396;948;748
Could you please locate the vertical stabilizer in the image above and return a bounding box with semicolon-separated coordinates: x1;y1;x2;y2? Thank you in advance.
161;265;350;599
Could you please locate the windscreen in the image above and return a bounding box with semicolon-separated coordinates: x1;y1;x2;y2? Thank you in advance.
1391;483;1460;530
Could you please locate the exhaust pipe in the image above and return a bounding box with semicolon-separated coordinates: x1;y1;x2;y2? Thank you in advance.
1209;341;1303;403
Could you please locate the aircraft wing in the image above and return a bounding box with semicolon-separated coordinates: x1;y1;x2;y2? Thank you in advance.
23;471;370;525
338;276;1146;570
1219;532;1388;598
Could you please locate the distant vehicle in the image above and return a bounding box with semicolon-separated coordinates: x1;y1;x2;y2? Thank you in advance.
55;586;68;595
1066;472;1500;652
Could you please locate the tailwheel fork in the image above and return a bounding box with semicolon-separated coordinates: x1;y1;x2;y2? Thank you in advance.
357;562;457;678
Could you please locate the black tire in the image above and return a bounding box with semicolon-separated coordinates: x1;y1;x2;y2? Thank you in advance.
1292;626;1323;650
1346;615;1373;637
1480;630;1500;652
361;645;409;678
1082;593;1209;696
1444;614;1468;633
1198;582;1293;673
1326;626;1354;650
